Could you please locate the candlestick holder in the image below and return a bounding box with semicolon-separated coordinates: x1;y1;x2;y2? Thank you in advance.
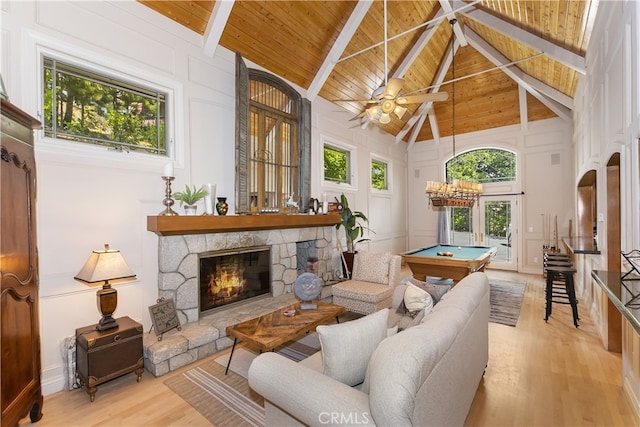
159;176;179;216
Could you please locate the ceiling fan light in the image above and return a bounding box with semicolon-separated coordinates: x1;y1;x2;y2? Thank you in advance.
366;106;380;120
381;99;395;114
379;113;391;124
394;105;407;119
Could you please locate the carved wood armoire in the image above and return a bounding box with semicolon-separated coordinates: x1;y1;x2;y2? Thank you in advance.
1;98;43;426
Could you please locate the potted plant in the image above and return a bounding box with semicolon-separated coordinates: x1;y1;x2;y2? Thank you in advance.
173;185;207;215
335;193;373;278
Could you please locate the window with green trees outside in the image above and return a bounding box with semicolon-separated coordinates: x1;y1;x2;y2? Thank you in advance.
43;57;167;155
324;144;350;184
371;159;388;190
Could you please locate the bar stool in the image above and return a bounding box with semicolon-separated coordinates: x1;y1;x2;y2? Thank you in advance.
544;265;579;327
543;253;572;277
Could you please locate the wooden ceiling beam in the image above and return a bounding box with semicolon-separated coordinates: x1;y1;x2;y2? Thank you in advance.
394;9;444;78
203;0;235;57
307;0;373;100
439;0;468;46
396;37;456;144
457;1;586;75
465;27;572;121
407;111;429;149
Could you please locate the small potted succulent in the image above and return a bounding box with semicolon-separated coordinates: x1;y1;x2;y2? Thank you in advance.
173;185;207;215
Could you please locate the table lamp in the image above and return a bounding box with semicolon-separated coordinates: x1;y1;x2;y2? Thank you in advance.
74;244;136;331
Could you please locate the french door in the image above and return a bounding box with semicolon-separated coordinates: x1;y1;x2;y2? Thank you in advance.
449;195;518;271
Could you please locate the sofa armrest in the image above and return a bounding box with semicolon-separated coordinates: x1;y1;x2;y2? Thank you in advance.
248;352;373;426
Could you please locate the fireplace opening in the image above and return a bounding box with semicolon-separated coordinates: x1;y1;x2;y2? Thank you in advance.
199;246;271;315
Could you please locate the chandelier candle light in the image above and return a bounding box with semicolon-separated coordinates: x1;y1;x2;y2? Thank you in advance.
425;180;483;207
425;19;483;209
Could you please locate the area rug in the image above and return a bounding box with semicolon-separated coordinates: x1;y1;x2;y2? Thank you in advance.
489;279;526;327
213;333;320;378
164;336;319;426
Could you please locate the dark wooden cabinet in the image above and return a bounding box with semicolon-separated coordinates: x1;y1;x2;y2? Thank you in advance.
1;98;43;426
76;316;144;402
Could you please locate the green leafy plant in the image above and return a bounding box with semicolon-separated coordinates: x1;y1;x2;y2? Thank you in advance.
173;185;207;206
335;193;373;253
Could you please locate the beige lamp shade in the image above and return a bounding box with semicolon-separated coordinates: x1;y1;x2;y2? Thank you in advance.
75;244;135;285
75;244;135;331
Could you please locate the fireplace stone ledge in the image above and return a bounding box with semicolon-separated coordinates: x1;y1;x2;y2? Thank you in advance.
143;292;303;376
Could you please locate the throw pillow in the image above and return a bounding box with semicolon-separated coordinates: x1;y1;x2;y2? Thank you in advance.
352;251;392;285
409;276;450;304
316;308;389;386
403;282;434;315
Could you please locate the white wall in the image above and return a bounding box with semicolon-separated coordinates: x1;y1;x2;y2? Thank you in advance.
406;118;574;275
572;0;640;415
1;0;408;395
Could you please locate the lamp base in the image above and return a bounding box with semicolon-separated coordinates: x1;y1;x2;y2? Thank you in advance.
96;284;118;331
96;315;118;331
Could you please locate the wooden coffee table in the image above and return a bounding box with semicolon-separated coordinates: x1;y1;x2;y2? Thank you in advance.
225;301;345;374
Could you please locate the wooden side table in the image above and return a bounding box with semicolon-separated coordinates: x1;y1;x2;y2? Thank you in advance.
75;316;144;402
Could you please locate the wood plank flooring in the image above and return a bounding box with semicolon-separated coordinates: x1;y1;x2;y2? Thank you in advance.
21;270;639;426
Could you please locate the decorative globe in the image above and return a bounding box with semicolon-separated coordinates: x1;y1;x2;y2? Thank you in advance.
294;272;322;309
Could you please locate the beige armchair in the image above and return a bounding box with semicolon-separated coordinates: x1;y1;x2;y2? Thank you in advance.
331;251;402;314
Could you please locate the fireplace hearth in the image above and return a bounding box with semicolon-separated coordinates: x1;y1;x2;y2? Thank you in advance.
199;246;271;315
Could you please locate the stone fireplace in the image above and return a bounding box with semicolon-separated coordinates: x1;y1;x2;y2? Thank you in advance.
144;214;341;376
153;215;340;325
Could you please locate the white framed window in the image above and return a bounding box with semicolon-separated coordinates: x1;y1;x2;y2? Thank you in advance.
43;57;168;156
321;135;357;190
371;156;390;191
27;33;183;169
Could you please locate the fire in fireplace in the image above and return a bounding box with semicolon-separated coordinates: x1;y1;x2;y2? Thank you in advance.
199;246;271;315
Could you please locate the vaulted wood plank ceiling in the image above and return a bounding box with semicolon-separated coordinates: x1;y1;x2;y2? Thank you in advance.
138;0;598;145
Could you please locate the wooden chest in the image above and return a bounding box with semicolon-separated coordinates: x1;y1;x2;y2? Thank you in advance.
76;316;144;401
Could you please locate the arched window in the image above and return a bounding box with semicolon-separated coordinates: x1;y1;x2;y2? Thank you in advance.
445;148;516;184
236;53;311;213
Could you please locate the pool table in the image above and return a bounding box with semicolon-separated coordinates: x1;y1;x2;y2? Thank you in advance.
402;244;496;284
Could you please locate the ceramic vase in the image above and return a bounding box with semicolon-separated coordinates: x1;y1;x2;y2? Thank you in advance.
216;197;228;215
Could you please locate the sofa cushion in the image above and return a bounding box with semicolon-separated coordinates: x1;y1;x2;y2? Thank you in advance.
316;308;389;387
352;251;392;284
332;280;393;303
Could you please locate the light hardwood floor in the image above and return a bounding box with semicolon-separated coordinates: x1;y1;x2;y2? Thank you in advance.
22;269;639;426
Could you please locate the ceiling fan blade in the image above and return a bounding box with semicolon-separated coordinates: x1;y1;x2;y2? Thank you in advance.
396;92;449;104
333;99;379;104
383;78;404;99
349;111;367;121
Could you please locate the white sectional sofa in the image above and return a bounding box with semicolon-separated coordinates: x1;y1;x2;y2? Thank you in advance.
248;271;490;426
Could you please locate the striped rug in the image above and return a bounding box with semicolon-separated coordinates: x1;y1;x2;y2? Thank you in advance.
489;280;526;327
164;339;318;427
164;358;265;427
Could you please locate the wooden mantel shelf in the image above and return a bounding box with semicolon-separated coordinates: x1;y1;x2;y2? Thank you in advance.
147;213;341;236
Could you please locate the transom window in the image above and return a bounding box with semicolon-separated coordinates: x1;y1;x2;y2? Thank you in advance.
43;57;167;155
446;148;516;183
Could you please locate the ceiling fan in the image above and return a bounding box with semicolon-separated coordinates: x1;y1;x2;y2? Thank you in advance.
338;0;448;124
348;79;449;124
